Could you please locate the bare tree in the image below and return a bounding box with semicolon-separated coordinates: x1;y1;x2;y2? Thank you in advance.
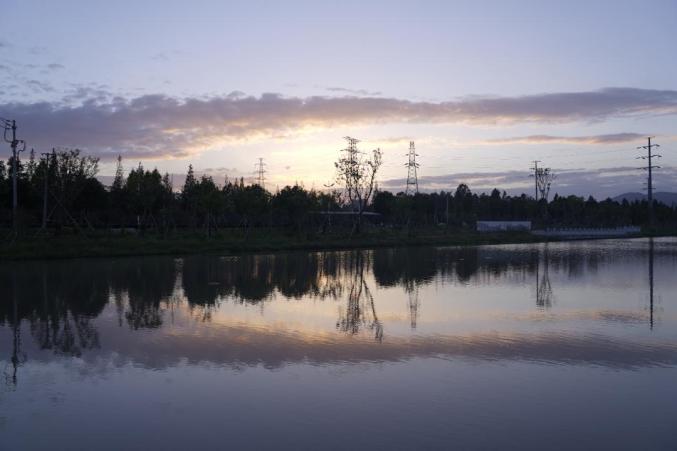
536;167;556;202
334;137;382;234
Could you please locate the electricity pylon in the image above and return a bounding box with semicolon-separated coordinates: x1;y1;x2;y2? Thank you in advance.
637;137;661;227
405;141;419;194
255;157;266;188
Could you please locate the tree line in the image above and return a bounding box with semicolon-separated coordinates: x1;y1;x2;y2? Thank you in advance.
0;147;675;233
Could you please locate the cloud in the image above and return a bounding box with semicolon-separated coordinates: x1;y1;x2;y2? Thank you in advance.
381;170;531;193
372;136;415;145
40;311;677;369
380;166;677;199
2;87;677;160
28;45;48;55
47;63;65;71
26;79;54;93
326;86;383;96
150;53;169;61
484;132;649;145
60;84;114;104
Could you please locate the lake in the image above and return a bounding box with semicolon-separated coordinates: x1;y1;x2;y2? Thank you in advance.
1;238;676;450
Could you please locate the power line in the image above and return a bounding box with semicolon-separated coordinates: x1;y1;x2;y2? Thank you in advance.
637;137;661;227
405;141;419;194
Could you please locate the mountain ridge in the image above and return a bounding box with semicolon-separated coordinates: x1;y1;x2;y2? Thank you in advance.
612;192;677;206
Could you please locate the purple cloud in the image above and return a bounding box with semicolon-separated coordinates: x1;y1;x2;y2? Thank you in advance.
1;87;676;160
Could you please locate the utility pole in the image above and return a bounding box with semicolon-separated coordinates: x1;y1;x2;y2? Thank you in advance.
40;151;53;230
2;118;26;231
405;141;419;194
530;160;541;201
637;137;661;227
255;157;266;188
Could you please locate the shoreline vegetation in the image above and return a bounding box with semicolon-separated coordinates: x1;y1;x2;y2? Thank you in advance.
1;227;674;261
2;146;676;261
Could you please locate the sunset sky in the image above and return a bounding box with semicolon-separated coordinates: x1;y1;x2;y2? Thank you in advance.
1;0;676;198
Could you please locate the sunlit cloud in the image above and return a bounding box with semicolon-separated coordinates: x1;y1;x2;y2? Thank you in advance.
483;132;650;145
1;87;676;160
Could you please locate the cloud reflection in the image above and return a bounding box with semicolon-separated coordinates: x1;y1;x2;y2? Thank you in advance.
0;240;675;380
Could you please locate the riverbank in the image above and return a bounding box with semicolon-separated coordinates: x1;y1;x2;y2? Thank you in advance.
0;227;672;260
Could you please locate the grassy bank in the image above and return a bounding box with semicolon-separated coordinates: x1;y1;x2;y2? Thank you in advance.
0;227;673;261
0;227;542;260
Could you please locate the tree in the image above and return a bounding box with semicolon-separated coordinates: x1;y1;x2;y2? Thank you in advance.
111;156;124;192
536;168;556;202
183;164;197;198
334;137;382;234
194;175;222;236
233;183;270;229
272;185;318;231
49;148;100;230
25;149;37;180
109;155;127;226
124;164;170;231
373;190;396;222
182;164;198;228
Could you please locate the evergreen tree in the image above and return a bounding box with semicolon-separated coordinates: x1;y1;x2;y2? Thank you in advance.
112;155;124;192
26;149;37;180
183;164;196;197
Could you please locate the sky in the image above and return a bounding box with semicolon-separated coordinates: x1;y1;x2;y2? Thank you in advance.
1;0;676;198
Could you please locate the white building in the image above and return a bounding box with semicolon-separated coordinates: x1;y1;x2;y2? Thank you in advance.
476;221;531;232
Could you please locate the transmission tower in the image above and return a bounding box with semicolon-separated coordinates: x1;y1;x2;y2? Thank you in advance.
255;157;266;188
637;137;661;226
339;137;362;205
405;141;419;194
342;136;361;164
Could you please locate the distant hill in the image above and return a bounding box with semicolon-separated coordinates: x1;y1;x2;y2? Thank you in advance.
613;192;677;206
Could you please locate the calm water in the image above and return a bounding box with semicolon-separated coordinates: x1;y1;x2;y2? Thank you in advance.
1;238;677;450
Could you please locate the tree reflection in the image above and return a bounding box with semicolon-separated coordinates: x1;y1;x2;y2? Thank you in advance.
535;244;554;309
1;241;663;376
403;281;420;330
4;273;25;387
336;252;383;342
109;257;177;330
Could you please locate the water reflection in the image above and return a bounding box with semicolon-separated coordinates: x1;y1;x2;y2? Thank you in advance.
535;244;553;309
336;252;383;341
648;238;656;329
1;239;677;381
